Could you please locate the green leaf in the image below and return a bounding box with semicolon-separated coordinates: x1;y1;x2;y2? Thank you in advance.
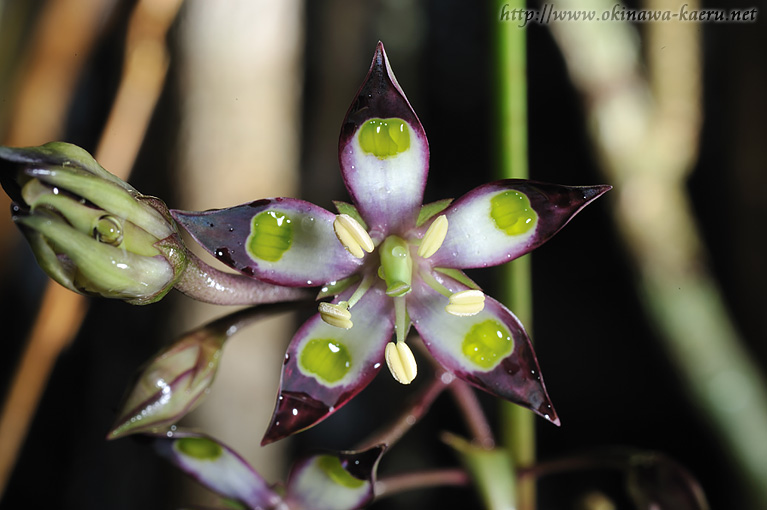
443;432;517;510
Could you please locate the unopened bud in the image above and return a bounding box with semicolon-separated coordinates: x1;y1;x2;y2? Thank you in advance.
108;327;225;439
0;142;186;304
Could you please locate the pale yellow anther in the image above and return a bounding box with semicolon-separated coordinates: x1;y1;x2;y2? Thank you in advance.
319;301;353;329
333;214;374;259
385;341;418;384
417;214;448;259
445;290;485;317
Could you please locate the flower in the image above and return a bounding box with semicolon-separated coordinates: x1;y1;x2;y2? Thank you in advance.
172;42;611;444
0;142;186;304
151;430;384;510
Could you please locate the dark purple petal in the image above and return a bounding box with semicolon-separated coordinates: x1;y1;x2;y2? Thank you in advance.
426;180;611;269
262;286;394;444
172;198;361;286
151;430;283;510
286;446;385;510
408;274;559;425
338;42;429;237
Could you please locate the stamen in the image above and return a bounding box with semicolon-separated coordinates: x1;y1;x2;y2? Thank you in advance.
319;301;353;329
385;341;417;384
417;214;448;259
333;214;374;259
445;290;485;316
346;272;375;309
420;269;453;299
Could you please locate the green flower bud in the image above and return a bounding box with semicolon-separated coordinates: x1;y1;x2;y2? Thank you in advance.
0;142;187;304
107;325;224;440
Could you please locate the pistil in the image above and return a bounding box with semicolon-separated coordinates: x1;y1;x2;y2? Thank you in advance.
379;235;413;297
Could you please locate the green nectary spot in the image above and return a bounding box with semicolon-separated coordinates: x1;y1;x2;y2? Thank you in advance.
317;455;365;489
300;338;352;383
462;320;513;370
175;437;223;460
489;191;536;236
247;210;292;261
358;118;410;158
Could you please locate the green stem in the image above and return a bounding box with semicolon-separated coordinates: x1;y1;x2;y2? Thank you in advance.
494;1;535;509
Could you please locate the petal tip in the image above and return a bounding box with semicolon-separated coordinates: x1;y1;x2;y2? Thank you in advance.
261;391;331;445
583;184;613;203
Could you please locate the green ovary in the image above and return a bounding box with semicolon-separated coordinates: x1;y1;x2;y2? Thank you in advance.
300;338;352;383
247;210;292;261
462;320;513;369
490;191;536;236
358;118;410;158
175;437;223;460
317;455;365;488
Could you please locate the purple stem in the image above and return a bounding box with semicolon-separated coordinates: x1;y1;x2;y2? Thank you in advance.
173;251;312;305
448;380;496;450
375;469;470;499
356;369;454;451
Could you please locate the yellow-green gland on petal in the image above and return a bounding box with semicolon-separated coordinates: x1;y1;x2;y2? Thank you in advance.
445;290;485;317
319;301;353;329
385;341;417;384
333;214;374;259
417;215;448;259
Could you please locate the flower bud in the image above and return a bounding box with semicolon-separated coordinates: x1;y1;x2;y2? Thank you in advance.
107;326;225;439
0;142;187;304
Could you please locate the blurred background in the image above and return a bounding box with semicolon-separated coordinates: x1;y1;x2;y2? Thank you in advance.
0;0;765;509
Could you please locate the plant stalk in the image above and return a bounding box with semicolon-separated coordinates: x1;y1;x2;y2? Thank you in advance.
495;1;535;508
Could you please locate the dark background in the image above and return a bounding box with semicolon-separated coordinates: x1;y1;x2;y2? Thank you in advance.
1;1;765;509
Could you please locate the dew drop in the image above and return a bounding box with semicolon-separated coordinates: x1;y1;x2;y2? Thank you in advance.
93;215;123;246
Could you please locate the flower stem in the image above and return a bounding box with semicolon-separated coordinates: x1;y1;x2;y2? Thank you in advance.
449;380;496;450
374;469;470;500
494;1;535;508
356;368;454;451
174;251;311;305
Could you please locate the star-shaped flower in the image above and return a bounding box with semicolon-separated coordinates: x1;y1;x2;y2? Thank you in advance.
172;42;610;444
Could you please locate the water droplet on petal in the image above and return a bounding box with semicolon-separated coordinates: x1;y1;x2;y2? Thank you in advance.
93;215;123;246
